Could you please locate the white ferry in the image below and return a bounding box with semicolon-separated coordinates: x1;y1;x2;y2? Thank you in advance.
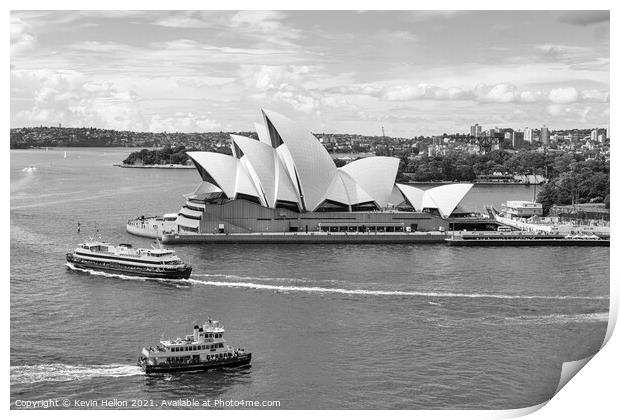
138;320;252;374
66;241;192;279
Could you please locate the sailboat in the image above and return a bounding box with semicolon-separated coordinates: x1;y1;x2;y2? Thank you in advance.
63;151;68;159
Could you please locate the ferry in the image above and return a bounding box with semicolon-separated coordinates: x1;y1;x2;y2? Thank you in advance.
138;320;252;374
66;241;192;279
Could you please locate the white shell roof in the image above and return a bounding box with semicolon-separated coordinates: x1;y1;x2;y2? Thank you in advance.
262;109;337;211
340;157;400;208
187;109;471;217
188;152;238;197
422;184;473;217
231;134;276;206
254;123;271;146
395;183;425;210
273;148;300;205
338;170;375;206
187;151;261;201
193;181;222;195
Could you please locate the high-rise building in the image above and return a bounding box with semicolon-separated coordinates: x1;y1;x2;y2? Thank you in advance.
512;131;524;149
590;129;597;142
470;124;482;138
524;127;534;143
540;127;549;146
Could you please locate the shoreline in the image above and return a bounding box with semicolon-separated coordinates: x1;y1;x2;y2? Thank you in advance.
113;164;194;169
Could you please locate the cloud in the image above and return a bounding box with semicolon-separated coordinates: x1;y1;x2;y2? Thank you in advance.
11;17;37;54
548;87;579;104
343;81;608;106
407;11;468;21
12;68;147;130
238;64;315;90
381;83;471;101
153;14;209;28
149;112;220;133
557;11;609;26
546;104;594;123
228;11;301;46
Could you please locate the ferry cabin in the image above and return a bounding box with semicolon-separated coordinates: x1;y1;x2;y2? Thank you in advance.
76;242;184;266
141;321;238;366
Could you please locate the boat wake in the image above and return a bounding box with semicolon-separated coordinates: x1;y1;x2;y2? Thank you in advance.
11;364;144;385
503;312;609;325
185;277;607;301
193;273;340;284
65;263;191;288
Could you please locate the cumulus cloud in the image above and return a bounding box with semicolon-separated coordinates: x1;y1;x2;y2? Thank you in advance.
149;113;220;133
228;11;301;45
548;87;580;104
12;68;146;130
153;15;209;28
546;104;594;123
11;17;37;54
341;81;608;106
11;67;226;132
238;65;315;91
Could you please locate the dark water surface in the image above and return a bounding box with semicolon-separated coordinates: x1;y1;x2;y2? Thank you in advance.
10;148;609;409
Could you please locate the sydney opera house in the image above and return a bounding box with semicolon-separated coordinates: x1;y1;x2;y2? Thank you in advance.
152;109;474;239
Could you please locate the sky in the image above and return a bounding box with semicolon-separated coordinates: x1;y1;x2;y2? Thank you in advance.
10;10;610;136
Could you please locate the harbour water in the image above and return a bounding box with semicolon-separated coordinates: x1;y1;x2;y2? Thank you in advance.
10;148;609;409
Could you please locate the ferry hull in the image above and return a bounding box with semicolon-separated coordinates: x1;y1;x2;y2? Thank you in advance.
66;254;192;279
139;354;252;374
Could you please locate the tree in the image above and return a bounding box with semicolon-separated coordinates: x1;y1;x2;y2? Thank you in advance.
537;182;558;215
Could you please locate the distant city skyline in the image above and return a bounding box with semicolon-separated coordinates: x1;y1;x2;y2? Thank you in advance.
10;10;610;136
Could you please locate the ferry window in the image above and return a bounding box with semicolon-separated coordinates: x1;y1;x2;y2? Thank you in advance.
348;226;356;232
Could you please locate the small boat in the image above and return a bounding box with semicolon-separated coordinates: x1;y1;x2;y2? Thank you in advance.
138;320;252;374
66;241;192;279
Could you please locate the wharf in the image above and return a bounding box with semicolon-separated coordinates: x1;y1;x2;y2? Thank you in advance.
161;231;448;244
445;232;609;247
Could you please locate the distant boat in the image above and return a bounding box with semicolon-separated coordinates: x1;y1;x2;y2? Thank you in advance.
64;151;67;158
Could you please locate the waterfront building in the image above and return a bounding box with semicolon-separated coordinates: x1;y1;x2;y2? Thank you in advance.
501;201;543;219
147;109;474;238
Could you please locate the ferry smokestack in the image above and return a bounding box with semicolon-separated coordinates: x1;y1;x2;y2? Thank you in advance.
193;325;199;341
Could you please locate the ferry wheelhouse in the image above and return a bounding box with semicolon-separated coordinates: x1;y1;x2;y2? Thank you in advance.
66;241;192;279
138;320;252;374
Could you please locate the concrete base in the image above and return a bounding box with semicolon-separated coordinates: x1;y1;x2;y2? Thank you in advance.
161;231;447;244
